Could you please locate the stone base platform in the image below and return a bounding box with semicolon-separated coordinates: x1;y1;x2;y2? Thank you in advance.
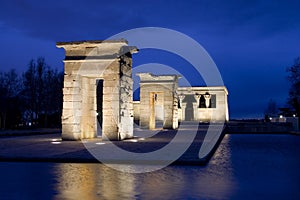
0;123;225;165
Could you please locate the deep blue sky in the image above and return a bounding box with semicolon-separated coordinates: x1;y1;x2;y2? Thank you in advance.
0;0;299;119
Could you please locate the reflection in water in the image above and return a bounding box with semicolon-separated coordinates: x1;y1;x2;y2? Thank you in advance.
54;164;97;199
199;134;236;199
53;136;236;200
54;164;136;200
53;162;236;200
0;134;300;199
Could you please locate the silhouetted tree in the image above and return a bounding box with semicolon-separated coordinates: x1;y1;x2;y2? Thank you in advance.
22;59;40;126
287;57;300;118
0;57;63;129
41;68;63;127
0;69;22;129
22;57;63;128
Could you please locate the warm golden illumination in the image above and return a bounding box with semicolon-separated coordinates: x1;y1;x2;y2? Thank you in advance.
51;141;61;144
95;142;106;145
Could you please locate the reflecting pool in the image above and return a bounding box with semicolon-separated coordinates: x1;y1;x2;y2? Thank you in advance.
0;134;300;200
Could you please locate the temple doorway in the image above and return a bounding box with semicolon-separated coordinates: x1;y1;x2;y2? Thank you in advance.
184;95;196;121
96;79;103;136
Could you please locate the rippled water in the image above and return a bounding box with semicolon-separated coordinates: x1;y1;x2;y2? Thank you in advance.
0;134;300;200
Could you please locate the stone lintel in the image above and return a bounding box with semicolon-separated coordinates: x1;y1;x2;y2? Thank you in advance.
56;40;138;60
137;73;181;83
177;86;229;95
61;47;138;61
56;39;128;46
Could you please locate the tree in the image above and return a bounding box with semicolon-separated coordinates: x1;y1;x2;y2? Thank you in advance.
0;57;63;129
22;57;63;128
22;58;39;126
0;69;22;129
287;57;300;118
41;68;63;127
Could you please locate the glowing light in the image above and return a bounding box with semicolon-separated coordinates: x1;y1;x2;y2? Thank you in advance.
95;142;106;145
126;139;138;142
51;138;61;142
51;141;61;144
279;115;283;118
269;117;272;120
293;114;296;117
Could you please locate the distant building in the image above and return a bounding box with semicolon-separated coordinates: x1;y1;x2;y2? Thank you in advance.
133;73;229;130
270;116;299;130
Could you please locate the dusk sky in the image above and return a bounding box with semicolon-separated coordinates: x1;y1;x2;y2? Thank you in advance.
0;0;300;119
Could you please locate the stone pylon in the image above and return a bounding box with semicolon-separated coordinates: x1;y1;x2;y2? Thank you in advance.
57;40;138;140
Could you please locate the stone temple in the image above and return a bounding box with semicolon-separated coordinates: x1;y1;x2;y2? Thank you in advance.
57;40;229;141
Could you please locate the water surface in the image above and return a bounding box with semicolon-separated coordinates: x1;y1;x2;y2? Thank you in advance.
0;134;299;200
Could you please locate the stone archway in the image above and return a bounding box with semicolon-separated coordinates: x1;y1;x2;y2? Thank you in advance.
57;40;138;140
137;73;180;129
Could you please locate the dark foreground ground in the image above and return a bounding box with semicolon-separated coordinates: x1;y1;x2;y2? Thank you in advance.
0;123;225;165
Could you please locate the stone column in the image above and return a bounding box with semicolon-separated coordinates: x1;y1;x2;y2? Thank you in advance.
194;94;201;121
81;76;97;139
172;95;179;129
178;95;185;122
163;89;175;129
204;93;211;108
118;54;134;139
149;93;156;130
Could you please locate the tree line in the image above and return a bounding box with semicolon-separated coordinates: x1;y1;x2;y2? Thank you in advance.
265;57;300;121
287;57;300;118
0;57;63;129
1;56;299;129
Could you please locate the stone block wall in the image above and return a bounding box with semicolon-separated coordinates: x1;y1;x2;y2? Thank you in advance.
137;73;179;129
177;87;229;122
133;101;140;122
57;40;137;140
118;54;134;139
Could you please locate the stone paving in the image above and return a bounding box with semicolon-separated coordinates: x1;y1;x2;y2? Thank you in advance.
0;123;225;165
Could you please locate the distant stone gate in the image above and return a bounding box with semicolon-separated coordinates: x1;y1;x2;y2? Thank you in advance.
137;73;180;129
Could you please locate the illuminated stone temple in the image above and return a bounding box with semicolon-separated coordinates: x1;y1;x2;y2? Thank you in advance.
133;74;229;129
57;40;229;141
57;40;137;141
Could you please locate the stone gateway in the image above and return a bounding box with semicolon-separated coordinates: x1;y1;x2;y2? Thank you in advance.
57;40;229;141
57;40;138;141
